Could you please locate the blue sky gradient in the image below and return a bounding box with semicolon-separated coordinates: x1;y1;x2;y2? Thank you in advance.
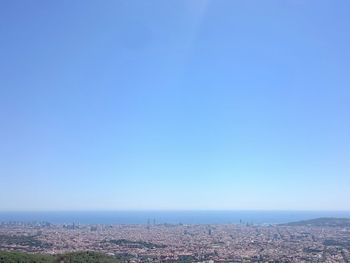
1;0;349;211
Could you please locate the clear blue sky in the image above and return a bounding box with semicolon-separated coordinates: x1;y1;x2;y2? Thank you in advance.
0;0;349;211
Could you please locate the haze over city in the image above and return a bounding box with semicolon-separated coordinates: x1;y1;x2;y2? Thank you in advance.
1;0;350;212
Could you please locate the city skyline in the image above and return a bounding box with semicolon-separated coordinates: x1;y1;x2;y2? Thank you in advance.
1;0;350;211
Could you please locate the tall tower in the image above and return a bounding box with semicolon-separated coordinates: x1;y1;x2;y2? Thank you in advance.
147;218;151;230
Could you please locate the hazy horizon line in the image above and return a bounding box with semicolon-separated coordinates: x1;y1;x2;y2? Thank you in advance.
1;209;350;213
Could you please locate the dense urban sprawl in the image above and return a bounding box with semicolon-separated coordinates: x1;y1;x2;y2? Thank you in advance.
1;221;350;262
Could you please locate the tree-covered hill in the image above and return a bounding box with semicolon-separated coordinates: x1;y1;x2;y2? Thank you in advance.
0;251;124;263
0;251;54;263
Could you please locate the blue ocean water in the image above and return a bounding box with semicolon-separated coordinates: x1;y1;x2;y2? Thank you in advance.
1;211;350;225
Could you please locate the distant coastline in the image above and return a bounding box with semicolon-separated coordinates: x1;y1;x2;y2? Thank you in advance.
1;211;350;225
281;217;350;227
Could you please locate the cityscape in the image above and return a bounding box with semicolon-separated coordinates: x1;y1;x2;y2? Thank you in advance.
1;218;350;262
1;0;350;262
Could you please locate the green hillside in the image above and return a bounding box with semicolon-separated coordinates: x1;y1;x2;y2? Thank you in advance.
0;251;124;263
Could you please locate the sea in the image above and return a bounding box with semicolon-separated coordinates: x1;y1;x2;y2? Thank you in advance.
1;211;350;225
